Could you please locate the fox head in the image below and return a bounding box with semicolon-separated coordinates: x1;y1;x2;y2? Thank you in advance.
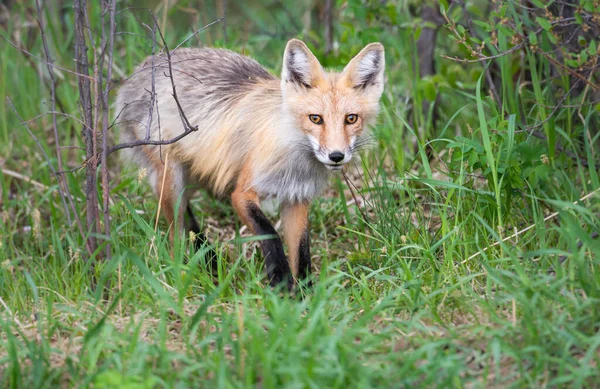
281;39;385;170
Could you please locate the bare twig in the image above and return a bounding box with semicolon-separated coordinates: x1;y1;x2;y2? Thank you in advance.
217;0;228;44
35;0;75;225
2;168;52;192
155;152;170;231
107;127;200;155
107;15;221;157
323;0;334;55
535;47;599;91
100;0;117;262
441;44;524;63
74;0;100;261
0;33;95;81
144;22;158;141
172;18;224;52
2;167;83;201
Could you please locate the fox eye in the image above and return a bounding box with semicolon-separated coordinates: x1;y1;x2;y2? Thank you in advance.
345;114;358;124
309;114;323;124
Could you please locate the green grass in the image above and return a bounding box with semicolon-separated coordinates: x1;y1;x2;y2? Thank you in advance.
1;1;600;388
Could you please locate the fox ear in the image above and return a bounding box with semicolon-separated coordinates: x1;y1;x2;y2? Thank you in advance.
281;39;324;89
342;43;385;92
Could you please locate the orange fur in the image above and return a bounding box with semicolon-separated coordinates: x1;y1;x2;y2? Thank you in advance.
281;203;309;276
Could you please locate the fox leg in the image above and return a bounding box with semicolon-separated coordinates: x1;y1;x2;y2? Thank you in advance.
149;153;216;266
232;174;292;288
281;202;311;284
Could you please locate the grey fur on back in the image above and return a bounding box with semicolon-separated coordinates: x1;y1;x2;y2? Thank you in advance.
115;47;276;141
114;48;286;196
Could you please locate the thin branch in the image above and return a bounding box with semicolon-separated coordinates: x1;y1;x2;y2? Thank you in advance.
535;46;599;91
173;18;224;53
144;22;158;141
2;168;52;192
154;13;198;135
0;33;95;81
323;0;334;55
107;126;200;155
35;0;75;225
441;43;524;63
74;0;100;261
100;0;117;262
107;15;223;157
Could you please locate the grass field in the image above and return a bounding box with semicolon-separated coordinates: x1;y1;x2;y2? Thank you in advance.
1;1;599;388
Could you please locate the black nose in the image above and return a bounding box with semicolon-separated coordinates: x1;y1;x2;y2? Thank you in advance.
329;151;345;163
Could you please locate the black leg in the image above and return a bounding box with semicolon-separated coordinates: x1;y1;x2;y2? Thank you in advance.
186;206;219;272
297;229;312;286
246;202;293;289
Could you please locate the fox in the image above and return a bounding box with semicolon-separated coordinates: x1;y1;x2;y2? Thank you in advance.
115;39;385;289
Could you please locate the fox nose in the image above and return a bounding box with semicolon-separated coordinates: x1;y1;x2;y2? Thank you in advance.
328;151;345;163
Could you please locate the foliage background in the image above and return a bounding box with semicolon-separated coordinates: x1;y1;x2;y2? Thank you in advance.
0;0;599;387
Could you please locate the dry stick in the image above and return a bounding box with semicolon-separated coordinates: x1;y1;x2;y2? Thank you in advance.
155;152;170;231
1;167;84;202
102;0;120;299
323;0;334;55
24;110;89;129
441;44;525;63
2;168;51;192
152;13;198;134
107;128;201;155
144;22;158;141
536;47;599;91
106;17;224;157
0;33;95;82
218;0;228;44
464;186;600;263
35;0;75;226
172;17;223;52
100;0;117;263
74;0;100;261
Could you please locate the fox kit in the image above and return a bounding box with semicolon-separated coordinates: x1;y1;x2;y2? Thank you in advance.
115;39;385;289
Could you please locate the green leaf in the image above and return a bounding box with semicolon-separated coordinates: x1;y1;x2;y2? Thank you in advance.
536;17;552;31
422;79;437;102
530;0;545;8
589;40;597;56
473;20;492;32
528;32;538;46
